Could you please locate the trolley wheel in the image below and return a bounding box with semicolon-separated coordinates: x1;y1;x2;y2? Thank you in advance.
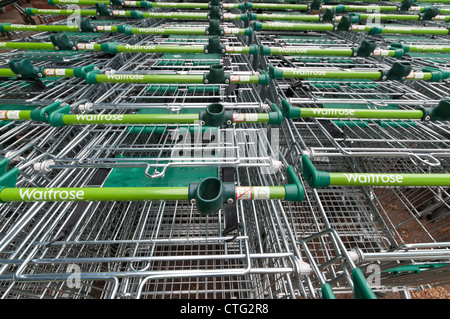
375;291;389;298
6;32;16;40
0;7;6;14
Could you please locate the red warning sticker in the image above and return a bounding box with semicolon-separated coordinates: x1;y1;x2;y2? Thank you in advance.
233;113;245;122
44;69;55;76
235;187;252;200
0;111;7;120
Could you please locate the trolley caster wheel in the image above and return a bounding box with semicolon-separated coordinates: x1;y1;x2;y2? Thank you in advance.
431;206;449;222
6;32;16;40
0;7;6;14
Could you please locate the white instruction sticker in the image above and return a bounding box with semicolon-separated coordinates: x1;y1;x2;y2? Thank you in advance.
235;187;252;200
56;69;66;76
245;113;258;122
7;111;20;120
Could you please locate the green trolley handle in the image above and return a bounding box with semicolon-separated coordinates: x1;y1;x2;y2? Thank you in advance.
268;62;450;82
0;165;304;215
48;0;244;10
281;98;450;122
85;65;270;85
253;21;450;36
0;40;259;55
0;103;283;127
25;7;248;21
301;155;450;188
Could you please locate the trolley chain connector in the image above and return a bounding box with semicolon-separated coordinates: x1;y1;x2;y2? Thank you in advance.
0;165;304;216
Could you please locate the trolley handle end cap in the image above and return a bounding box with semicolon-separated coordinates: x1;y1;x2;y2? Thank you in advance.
25;8;35;16
281;99;301;119
258;70;270;85
252;21;263;31
301;155;330;188
268;65;283;79
284;166;304;202
420;97;450;121
259;45;270;56
268;104;283;125
245;2;253;10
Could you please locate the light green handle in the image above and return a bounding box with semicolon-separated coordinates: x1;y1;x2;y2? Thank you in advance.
130;27;207;35
92;74;205;84
0;186;287;202
330;173;450;186
62;113;200;125
0;187;190;202
0;23;79;32
280;69;383;80
27;8;97;16
298;108;424;120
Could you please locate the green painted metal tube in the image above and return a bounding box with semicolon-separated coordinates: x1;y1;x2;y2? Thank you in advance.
329;172;450;186
0;23;79;32
297;108;424;120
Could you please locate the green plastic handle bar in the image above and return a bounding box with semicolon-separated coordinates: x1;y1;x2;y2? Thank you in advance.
302;155;450;188
261;45;401;58
253;21;450;35
282;98;450;121
123;26;252;36
86;71;269;85
26;8;97;16
0;23;79;33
